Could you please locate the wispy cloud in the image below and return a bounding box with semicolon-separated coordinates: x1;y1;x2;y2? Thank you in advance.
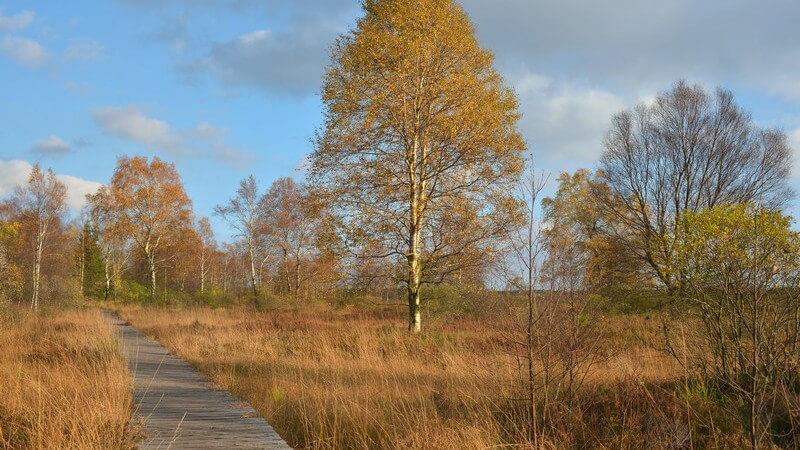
92;105;183;154
461;0;800;101
0;36;49;66
92;105;254;168
789;129;800;175
513;73;626;162
143;0;357;97
190;121;255;169
64;38;105;62
0;7;34;31
31;135;71;157
196;25;334;96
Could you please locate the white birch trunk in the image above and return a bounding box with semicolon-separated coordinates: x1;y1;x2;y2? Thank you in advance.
200;246;206;294
31;220;46;311
104;255;111;299
247;235;258;297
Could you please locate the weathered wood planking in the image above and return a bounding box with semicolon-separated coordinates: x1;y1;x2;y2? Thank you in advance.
104;311;290;449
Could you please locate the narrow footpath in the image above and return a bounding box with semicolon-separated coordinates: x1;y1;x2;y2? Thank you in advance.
104;311;289;449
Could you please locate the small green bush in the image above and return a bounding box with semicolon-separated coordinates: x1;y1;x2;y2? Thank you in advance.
593;288;671;314
117;280;150;303
193;289;233;307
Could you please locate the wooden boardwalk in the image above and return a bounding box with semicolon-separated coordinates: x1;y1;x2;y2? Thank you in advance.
104;311;289;449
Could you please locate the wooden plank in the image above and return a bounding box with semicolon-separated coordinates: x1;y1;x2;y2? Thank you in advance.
104;311;290;449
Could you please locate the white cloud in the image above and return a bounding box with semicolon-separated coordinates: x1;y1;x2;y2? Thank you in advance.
92;105;253;167
789;129;800;175
191;121;224;140
0;36;49;67
31;135;71;156
92;105;183;153
514;74;626;162
0;160;33;197
189;122;255;169
0;34;104;69
0;7;34;31
461;0;800;101
172;0;357;97
58;174;103;210
516;73;552;93
790;129;800;147
188;24;334;96
0;159;101;210
64;38;105;62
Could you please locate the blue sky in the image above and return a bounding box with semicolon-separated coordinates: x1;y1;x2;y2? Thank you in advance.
2;0;800;240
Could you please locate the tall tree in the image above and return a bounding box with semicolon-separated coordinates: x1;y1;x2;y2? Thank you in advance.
11;166;67;310
214;175;262;297
196;217;216;294
542;170;642;291
511;159;547;445
0;220;22;304
106;156;192;300
260;178;322;298
599;81;793;292
311;0;525;332
86;186;126;299
170;224;201;293
75;221;104;297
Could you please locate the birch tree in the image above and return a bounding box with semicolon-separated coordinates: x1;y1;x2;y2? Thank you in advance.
311;0;525;332
214;175;262;297
106;156;192;300
542;170;643;290
599;81;793;292
87;186;121;299
509;159;548;444
671;204;800;448
196;217;216;294
260;177;322;298
12;165;67;311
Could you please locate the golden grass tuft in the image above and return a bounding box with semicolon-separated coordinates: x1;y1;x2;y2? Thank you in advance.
0;307;135;449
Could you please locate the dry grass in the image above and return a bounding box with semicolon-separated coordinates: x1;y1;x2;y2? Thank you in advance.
0;307;136;449
117;304;687;449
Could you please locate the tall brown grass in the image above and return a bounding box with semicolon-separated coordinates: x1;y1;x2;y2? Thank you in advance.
117;304;705;449
0;307;135;449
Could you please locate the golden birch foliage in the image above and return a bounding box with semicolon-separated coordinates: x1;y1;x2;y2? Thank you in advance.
106;156;193;297
675;204;800;287
312;0;525;330
673;204;800;382
542;169;642;290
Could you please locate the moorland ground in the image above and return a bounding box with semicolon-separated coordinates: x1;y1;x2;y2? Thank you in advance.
0;306;135;450
112;297;713;449
1;292;795;449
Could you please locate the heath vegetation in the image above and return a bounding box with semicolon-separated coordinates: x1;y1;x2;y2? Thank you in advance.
0;307;135;449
